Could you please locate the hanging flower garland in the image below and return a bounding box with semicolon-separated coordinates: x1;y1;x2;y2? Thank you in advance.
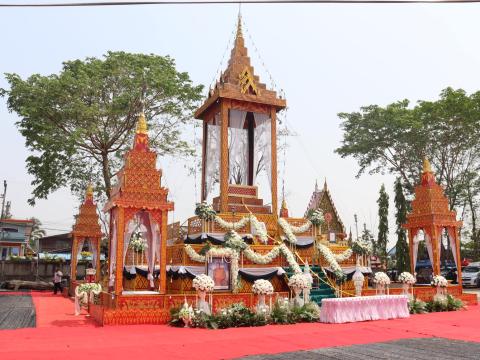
316;243;346;280
243;244;302;274
333;248;353;263
250;215;268;243
224;230;248;251
214;216;250;231
185;245;206;262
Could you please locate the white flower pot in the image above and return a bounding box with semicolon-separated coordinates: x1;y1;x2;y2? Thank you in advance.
197;290;211;315
433;285;447;302
256;294;268;313
376;283;386;295
352;266;364;297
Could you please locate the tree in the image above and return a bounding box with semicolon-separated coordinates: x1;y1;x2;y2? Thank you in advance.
336;87;480;257
377;184;389;266
1;51;203;204
394;178;410;273
29;217;46;252
361;224;375;257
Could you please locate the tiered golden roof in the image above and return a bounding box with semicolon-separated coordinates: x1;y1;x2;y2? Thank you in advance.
72;185;102;238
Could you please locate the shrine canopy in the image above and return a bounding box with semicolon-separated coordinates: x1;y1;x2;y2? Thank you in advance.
104;111;174;295
403;158;462;279
71;185;103;282
196;15;286;215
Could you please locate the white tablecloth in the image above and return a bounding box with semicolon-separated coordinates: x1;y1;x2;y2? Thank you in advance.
320;295;410;324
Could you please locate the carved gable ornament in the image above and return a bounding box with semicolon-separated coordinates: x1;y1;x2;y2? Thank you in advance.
239;67;259;95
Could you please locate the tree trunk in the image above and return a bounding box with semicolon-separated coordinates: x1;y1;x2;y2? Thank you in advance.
101;153;112;199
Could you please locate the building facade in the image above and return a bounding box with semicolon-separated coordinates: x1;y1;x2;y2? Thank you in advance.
0;219;34;259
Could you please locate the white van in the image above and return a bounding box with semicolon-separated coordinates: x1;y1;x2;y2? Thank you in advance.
462;262;480;287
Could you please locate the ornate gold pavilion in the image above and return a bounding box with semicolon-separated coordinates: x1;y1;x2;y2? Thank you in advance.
70;185;103;290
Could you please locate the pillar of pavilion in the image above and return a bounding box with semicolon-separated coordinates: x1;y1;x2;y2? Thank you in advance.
104;111;174;295
195;15;286;216
403;158;462;282
70;185;103;283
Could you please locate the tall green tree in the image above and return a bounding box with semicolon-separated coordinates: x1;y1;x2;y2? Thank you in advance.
1;51;203;204
29;217;46;252
394;178;410;273
336;87;480;257
361;224;375;256
377;184;389;266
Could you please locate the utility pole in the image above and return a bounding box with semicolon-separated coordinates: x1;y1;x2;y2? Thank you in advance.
1;180;7;219
354;213;359;241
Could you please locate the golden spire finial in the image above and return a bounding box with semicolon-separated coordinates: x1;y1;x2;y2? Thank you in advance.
236;11;243;39
281;197;287;209
136;112;148;134
324;178;328;190
423;157;432;173
86;183;94;198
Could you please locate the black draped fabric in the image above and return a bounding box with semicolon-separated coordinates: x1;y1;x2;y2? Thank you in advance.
238;268;280;282
123;267;137;280
135;267;160;279
185;234;253;245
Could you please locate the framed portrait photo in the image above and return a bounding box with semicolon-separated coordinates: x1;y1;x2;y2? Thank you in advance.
206;256;231;291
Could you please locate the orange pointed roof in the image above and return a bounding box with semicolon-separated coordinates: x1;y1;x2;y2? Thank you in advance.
72;185;103;238
195;15;286;119
104;112;174;212
404;158;462;229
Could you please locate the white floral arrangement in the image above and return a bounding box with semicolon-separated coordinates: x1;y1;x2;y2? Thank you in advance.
185;244;206;262
351;239;373;256
398;272;416;285
373;272;391;286
252;279;274;295
129;236;147;252
431;275;448;288
178;301;194;320
307;209;325;226
214;215;250;231
192;274;215;292
288;273;310;290
334;248;353;263
316;243;346;280
77;283;102;294
224;230;247;251
195;202;216;221
250;215;268;243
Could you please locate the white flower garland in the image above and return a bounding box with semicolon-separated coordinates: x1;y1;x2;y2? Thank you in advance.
252;279;274;295
214;216;250;231
185;245;206;262
316;243;345;280
224;230;248;251
243;244;302;274
250;215;268;244
334;248;353;263
278;218;298;244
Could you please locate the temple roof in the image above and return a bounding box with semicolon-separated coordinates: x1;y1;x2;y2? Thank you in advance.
306;180;345;234
72;186;103;238
404;158;462;229
195;15;286;119
104;112;174;212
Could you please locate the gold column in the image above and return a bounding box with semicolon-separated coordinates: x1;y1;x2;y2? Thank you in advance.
114;207;125;295
454;227;462;284
220;100;229;213
201;120;207;202
431;226;440;276
160;211;168;294
270;107;278;216
95;237;101;283
407;228;415;274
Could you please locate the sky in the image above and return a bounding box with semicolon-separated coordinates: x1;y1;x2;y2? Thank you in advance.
1;2;480;247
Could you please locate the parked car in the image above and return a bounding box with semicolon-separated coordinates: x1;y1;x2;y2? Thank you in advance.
462;262;480;288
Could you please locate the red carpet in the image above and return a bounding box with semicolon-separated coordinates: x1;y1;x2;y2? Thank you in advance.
0;292;479;360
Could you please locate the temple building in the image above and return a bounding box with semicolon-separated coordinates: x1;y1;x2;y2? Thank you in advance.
305;180;346;243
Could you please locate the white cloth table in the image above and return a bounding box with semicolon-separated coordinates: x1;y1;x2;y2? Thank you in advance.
320;295;409;324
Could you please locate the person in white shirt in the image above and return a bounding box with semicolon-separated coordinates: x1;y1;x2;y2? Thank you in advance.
53;268;63;295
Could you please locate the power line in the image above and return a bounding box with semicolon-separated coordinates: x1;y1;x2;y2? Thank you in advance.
2;0;480;7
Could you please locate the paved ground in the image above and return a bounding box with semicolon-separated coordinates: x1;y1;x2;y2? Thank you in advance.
242;338;480;360
0;294;35;329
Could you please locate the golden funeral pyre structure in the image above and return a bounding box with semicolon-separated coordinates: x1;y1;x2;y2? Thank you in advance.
88;16;363;325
